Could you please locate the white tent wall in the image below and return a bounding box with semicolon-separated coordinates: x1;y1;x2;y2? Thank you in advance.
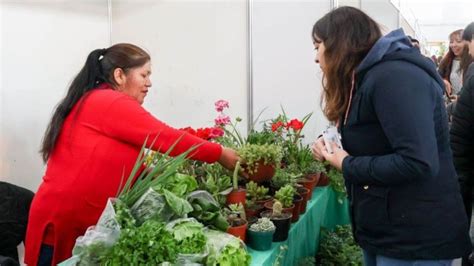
361;0;399;32
0;1;110;191
111;0;248;134
250;0;331;144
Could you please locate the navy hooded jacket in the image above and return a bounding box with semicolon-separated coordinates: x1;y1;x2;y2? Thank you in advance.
340;29;471;259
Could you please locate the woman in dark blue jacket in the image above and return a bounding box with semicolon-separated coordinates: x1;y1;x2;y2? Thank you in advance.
311;7;471;265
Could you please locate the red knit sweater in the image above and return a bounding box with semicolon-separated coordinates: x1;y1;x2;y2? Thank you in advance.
24;84;222;265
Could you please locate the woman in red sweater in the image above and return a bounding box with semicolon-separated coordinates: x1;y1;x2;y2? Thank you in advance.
24;43;239;265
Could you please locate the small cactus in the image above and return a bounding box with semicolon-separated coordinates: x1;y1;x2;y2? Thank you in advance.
272;200;283;216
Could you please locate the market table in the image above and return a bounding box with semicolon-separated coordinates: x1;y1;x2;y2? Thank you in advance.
248;186;350;266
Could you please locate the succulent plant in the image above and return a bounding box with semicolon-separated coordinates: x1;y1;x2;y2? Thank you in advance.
274;184;295;208
249;217;275;232
272;201;283;216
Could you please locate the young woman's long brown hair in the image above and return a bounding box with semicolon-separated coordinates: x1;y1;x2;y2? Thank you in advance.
438;30;463;80
312;7;382;122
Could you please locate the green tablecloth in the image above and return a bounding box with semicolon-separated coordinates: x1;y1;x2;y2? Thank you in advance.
248;186;350;266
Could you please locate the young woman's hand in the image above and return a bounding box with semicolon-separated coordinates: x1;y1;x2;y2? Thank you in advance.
320;142;349;171
311;137;325;161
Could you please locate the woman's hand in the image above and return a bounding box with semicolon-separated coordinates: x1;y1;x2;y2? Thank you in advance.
217;147;240;171
320;142;349;171
311;137;325;161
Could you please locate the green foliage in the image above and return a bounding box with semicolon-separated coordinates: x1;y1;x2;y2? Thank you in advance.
297;257;316;266
114;200;136;229
272;245;288;266
198;163;232;206
317;225;363;266
214;244;251;266
327;167;347;204
153;173;198;198
169;220;207;254
118;139;193;207
101;220;178;265
274;185;295;208
272;168;300;189
245;181;269;201
238;144;283;174
188;196;229;231
246;128;278;145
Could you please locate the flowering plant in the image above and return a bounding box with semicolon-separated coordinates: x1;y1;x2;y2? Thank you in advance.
269;110;312;165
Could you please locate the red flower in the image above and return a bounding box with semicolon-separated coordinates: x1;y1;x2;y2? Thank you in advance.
180;126;197;136
286;119;304;131
271;121;284;132
196;127;212;140
209;127;224;139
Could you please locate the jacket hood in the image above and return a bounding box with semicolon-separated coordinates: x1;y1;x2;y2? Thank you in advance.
356;28;444;92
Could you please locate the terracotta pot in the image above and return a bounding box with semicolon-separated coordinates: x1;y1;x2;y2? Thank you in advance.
255;197;273;206
226;188;246;206
317;172;329;187
298;173;319;196
227;218;248;242
296;187;310;214
245;204;264;219
291;194;303;223
263;200;294;215
243;160;276;183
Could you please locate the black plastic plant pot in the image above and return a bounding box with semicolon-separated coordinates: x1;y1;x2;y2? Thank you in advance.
260;210;292;242
247;228;275;251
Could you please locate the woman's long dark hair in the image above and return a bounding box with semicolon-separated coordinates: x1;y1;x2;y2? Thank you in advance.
312;6;381;122
40;43;150;163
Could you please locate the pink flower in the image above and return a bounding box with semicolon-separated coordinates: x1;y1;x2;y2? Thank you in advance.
214;114;231;126
214;100;229;112
209;127;224;139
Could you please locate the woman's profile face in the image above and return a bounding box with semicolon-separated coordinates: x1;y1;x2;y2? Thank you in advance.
313;39;326;72
117;61;152;105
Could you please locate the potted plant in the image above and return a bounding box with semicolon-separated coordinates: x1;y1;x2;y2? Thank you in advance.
261;201;292;242
245;199;264;220
264;184;295;215
238;144;283;183
292;193;303;223
295;185;310;214
270;167;300;195
226;162;246;206
226;203;248;242
246;181;272;205
247;217;276;251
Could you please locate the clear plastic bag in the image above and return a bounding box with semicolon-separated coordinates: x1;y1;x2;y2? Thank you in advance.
131;187;175;225
187;190;219;206
70;198;122;266
204;229;250;266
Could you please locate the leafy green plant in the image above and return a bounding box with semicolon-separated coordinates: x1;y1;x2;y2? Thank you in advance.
274;185;295;208
117;138;194;207
238;144;283;174
246;128;278;145
227;203;246;222
153;173;198;198
198;163;232;206
272;167;301;188
249;217;275;232
246;181;270;201
327;167;347;204
215;243;251;266
168;220;207;254
317;225;363;266
188;195;229;231
101;220;178;265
